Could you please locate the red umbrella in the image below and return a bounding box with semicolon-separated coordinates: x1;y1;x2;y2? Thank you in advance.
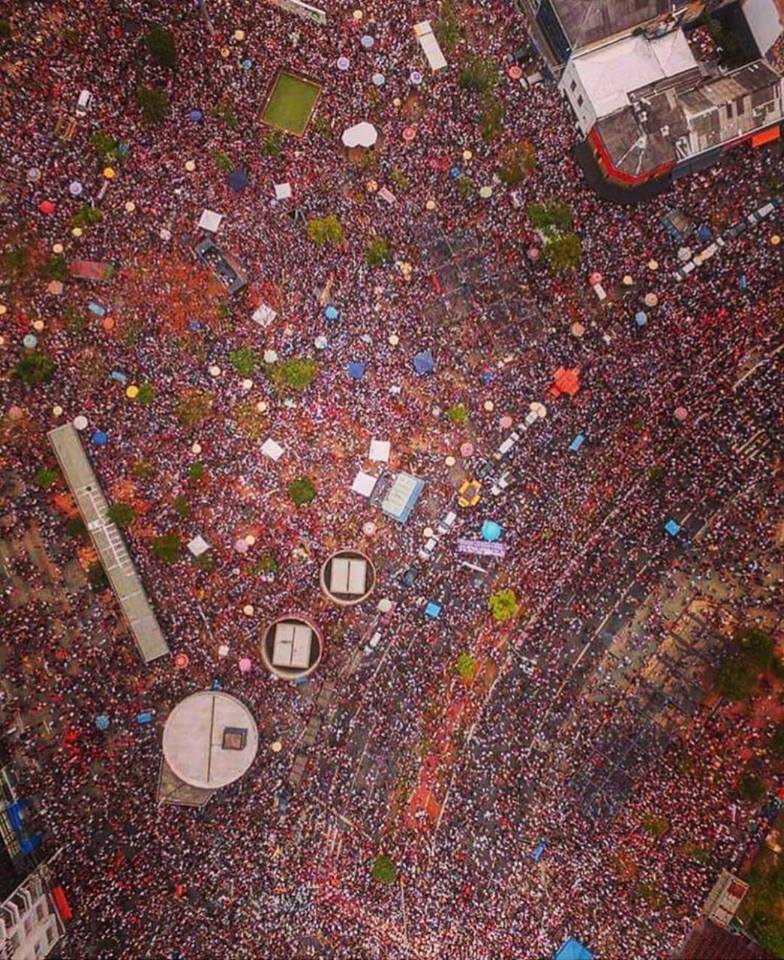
39;200;56;215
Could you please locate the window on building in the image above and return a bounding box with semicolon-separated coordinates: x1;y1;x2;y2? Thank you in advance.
577;95;584;107
570;80;577;91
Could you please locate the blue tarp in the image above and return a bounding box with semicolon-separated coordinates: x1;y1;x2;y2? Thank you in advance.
324;305;339;320
87;301;106;316
6;800;27;832
20;834;42;855
532;840;546;862
481;520;502;542
424;601;442;619
92;431;108;446
664;518;681;536
347;361;366;380
95;714;110;730
635;311;648;327
136;711;153;725
569;433;585;452
228;169;249;193
413;350;434;375
697;224;712;243
554;938;594;960
110;370;128;384
188;109;204;123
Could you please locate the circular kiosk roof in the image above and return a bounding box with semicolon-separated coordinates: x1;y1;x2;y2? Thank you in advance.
162;691;258;790
261;614;323;680
320;549;376;606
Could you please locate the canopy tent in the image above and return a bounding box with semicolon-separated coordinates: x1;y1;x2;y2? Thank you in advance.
481;520;502;542
413;350;434;375
554;939;594;960
341;121;378;149
227;169;250;193
347;360;366;380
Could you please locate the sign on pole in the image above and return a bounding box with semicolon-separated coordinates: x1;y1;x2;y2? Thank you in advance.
268;0;327;25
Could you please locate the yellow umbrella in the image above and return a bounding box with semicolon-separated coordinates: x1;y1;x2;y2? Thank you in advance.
103;166;115;179
126;385;139;399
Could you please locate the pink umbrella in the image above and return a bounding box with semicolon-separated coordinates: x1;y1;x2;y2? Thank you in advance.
460;442;474;457
402;126;416;142
674;406;688;422
174;653;189;669
239;657;252;673
527;247;539;261
235;539;249;553
589;271;602;285
499;415;513;429
363;521;377;536
508;65;522;80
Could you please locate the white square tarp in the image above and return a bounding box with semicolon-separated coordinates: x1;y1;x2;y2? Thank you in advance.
352;471;378;497
368;440;390;463
198;209;223;233
187;535;211;557
261;438;285;461
252;303;277;328
274;182;292;200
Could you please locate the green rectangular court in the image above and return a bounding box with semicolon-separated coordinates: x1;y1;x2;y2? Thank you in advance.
262;71;321;136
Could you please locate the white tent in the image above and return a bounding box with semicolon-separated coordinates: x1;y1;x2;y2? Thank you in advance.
341;121;378;149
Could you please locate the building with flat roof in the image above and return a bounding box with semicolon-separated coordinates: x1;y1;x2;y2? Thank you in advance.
261;615;323;680
158;691;258;807
320;549;376;606
0;861;68;960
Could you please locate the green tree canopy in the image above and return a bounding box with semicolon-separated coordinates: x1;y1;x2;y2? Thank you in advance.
266;358;317;393
144;24;177;69
306;215;344;248
542;233;583;272
489;589;519;622
527;201;573;232
13;352;55;386
365;236;391;267
228;347;260;378
35;467;59;489
446;403;468;424
287;477;316;506
455;652;477;681
152;532;182;563
460;55;499;94
107;502;136;527
137;85;170;123
371;854;397;884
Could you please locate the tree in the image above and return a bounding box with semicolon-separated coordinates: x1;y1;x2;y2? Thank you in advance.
479;93;504;142
489;589;519;622
435;0;463;52
38;255;68;282
365;236;390;267
306;215;344;248
457;175;472;200
173;494;191;518
66;516;88;540
527;201;573;233
71;205;103;229
13;352;54;386
228;347;260;377
498;141;536;185
152;532;182;563
266;358;317;393
446;404;468;424
137;85;170;123
287;477;316;506
107;502;136;527
137;383;155;405
87;561;108;591
144;24;177;69
641;813;670;838
749;913;784;957
371;854;397;884
188;462;206;482
176;389;214;428
739;773;766;804
715;655;757;701
115;254;227;336
35;467;59;489
460;55;499;94
768;723;784;759
455;652;477;681
736;627;774;670
543;233;583;272
91;131;121;165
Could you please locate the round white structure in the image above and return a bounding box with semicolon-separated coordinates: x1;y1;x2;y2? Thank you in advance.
162;691;258;791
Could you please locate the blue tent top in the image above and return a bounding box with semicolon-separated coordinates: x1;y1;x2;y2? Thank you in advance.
569;433;586;452
228;169;250;192
189;319;202;332
635;310;648;326
424;601;442;619
188;109;204;123
554;938;594;960
347;360;366;380
481;370;495;384
413;350;434;375
481;520;502;542
449;166;461;178
92;431;108;446
95;714;110;730
697;224;712;243
324;305;339;320
664;518;681;536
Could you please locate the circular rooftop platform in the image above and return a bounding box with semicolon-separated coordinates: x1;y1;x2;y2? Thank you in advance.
320;548;376;606
261;613;323;680
162;690;258;790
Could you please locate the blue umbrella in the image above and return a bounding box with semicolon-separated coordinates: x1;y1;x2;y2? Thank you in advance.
481;520;502;542
347;360;366;380
227;169;250;193
480;370;495;384
697;224;712;243
189;319;202;332
324;305;339;321
92;431;108;446
634;311;648;327
449;166;461;179
361;34;374;49
95;715;110;731
188;109;204;123
242;59;253;71
22;333;38;349
413;350;434;375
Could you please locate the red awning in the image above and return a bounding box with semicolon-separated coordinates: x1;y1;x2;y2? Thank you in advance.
51;885;72;923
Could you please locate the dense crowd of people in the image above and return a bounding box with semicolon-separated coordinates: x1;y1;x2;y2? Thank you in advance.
1;1;783;958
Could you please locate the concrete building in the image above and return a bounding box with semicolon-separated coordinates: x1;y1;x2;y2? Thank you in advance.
320;549;376;606
261;614;323;681
158;691;259;807
0;863;68;960
520;0;784;194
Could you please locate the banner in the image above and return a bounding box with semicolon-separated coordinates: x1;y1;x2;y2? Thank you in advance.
268;0;326;25
457;539;507;558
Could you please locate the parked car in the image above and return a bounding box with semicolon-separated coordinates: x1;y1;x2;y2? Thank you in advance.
364;630;382;656
400;566;419;588
76;89;94;117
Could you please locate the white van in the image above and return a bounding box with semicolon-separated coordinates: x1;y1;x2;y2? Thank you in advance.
76;90;94;117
